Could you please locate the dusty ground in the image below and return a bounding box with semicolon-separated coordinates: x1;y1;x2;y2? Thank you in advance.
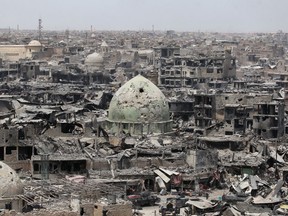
135;195;185;216
208;188;229;200
134;189;229;215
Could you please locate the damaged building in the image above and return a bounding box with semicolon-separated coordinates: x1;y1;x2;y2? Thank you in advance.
107;75;172;135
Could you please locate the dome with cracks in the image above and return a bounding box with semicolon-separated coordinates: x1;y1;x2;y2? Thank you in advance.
0;162;23;197
108;75;170;123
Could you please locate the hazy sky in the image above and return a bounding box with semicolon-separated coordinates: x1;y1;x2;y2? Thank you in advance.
1;0;287;32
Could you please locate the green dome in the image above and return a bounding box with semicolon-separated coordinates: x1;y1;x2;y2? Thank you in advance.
108;75;170;123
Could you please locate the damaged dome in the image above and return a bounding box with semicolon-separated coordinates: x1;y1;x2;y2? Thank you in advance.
85;52;104;66
108;75;170;123
0;162;23;197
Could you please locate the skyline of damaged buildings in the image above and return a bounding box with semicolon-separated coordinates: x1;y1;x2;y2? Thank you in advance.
0;27;288;215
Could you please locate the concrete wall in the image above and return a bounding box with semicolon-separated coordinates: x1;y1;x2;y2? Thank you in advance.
130;158;186;168
0;198;23;213
215;94;272;110
0;45;42;62
253;102;285;139
92;157;187;171
93;159;110;170
81;203;95;216
0;128;19;146
186;150;218;169
1;146;32;171
107;121;173;136
0;45;27;61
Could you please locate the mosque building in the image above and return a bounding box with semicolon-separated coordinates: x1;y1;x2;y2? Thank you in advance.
0;40;43;62
107;75;172;135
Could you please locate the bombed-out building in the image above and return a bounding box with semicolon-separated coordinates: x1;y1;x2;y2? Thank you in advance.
155;47;236;88
253;101;285;139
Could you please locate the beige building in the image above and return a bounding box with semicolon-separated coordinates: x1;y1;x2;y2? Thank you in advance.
0;40;42;62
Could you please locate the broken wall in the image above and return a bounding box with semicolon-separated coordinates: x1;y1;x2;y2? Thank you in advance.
93;157;187;171
0;198;23;213
215;94;272;111
253;102;285;139
186;150;218;169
